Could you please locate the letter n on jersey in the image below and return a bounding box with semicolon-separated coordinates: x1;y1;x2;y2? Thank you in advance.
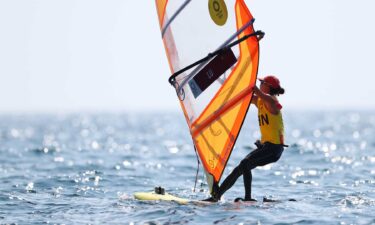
258;114;269;126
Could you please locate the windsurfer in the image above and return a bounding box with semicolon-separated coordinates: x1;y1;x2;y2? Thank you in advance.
204;75;286;202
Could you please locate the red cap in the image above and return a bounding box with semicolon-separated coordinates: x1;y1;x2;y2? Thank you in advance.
258;75;280;89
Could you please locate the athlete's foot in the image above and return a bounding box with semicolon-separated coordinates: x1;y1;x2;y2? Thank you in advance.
202;196;218;202
234;197;257;202
203;182;220;202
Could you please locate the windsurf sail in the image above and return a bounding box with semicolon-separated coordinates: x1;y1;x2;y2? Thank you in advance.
155;0;263;193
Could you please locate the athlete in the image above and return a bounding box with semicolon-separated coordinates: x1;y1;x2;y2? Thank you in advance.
204;75;286;202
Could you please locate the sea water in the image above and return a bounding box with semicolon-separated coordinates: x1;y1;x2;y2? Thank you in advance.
0;110;374;224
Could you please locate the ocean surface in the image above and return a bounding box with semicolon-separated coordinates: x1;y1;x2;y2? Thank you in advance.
0;110;374;224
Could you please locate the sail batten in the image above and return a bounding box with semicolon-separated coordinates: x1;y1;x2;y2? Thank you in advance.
162;0;191;37
155;0;262;191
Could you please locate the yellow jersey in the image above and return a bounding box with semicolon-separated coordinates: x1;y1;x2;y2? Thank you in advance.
257;98;285;145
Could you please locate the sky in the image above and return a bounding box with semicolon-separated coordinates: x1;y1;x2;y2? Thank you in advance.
0;0;374;113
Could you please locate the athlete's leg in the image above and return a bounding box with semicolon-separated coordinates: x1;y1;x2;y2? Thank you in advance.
217;147;264;199
239;143;284;200
216;165;242;198
243;168;252;200
202;164;243;202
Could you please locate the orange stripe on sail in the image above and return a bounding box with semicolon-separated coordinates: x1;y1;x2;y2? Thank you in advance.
191;86;253;137
155;0;169;29
160;6;192;128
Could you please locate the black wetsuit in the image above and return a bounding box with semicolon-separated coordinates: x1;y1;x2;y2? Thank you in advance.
213;142;284;201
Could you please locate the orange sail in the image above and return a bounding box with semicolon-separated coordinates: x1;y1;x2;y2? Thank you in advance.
155;0;263;192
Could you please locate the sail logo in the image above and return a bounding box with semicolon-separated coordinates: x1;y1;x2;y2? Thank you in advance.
208;0;228;26
258;113;269;126
207;69;214;79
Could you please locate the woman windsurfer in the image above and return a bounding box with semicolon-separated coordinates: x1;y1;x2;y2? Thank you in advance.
204;75;286;202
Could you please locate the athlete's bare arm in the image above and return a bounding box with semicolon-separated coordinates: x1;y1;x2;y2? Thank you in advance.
253;86;279;114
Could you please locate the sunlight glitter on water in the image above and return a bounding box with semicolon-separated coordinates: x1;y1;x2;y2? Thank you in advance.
0;111;374;224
